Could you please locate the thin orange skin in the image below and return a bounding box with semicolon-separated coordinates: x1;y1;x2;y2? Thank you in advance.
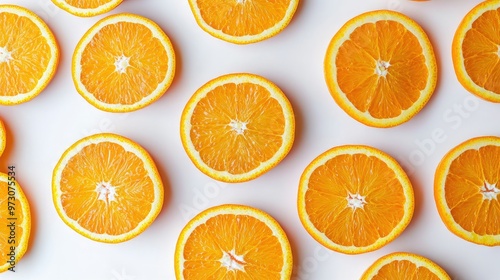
72;13;176;113
52;133;164;243
360;252;451;280
434;136;500;246
51;0;123;17
0;5;59;106
180;73;295;183
452;1;500;103
174;204;293;280
0;173;31;273
0;120;5;157
297;145;414;254
324;10;437;128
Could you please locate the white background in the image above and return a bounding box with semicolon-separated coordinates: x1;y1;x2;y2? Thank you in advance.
0;0;497;279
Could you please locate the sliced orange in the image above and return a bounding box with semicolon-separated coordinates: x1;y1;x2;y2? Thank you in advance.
187;0;299;44
360;252;451;280
324;10;437;128
0;172;31;273
0;5;59;105
52;133;164;243
51;0;123;17
435;136;500;246
180;73;295;183
0;119;5;157
297;145;414;254
174;204;293;279
452;0;500;102
72;13;176;112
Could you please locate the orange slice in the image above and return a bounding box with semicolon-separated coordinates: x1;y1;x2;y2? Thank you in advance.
297;145;414;254
51;0;123;17
452;0;500;102
360;252;451;280
435;136;500;246
0;172;31;273
72;13;176;112
180;73;295;183
187;0;299;44
0;119;5;157
324;10;437;128
174;204;293;279
52;133;164;243
0;5;59;105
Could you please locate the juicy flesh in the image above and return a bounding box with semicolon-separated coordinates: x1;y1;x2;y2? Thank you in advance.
59;142;154;235
336;20;428;118
462;8;500;94
305;153;406;247
0;180;26;264
80;21;169;105
371;260;441;280
445;145;500;235
65;0;115;9
196;0;290;36
190;82;285;175
0;12;52;96
182;214;284;279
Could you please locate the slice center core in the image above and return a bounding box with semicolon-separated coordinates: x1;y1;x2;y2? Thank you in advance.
346;192;367;209
375;59;390;77
229;119;248;135
480;182;500;200
220;249;246;271
114;55;130;74
96;181;117;204
0;46;13;63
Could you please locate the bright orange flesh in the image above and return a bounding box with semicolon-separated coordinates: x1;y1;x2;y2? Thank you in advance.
180;73;295;183
73;13;175;112
325;10;437;127
187;0;299;44
191;83;284;174
65;0;115;9
53;133;163;243
0;5;58;105
196;0;290;36
298;145;414;254
361;252;451;280
0;174;31;273
306;153;406;247
371;260;439;279
80;22;169;105
175;205;292;280
59;142;154;235
452;1;500;102
336;20;427;119
435;136;500;245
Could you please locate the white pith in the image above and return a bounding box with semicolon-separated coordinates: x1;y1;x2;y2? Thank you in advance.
228;119;248;135
480;182;500;200
375;60;390;77
114;55;130;74
220;249;246;272
346;192;367;210
96;181;118;204
0;46;13;63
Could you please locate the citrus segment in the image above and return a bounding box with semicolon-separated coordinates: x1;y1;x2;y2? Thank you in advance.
0;5;59;105
0;172;31;273
180;73;295;183
52;133;163;243
175;204;292;279
298;145;414;254
435;136;500;246
452;0;500;102
72;13;176;112
360;252;451;280
51;0;123;17
325;10;437;127
187;0;299;44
